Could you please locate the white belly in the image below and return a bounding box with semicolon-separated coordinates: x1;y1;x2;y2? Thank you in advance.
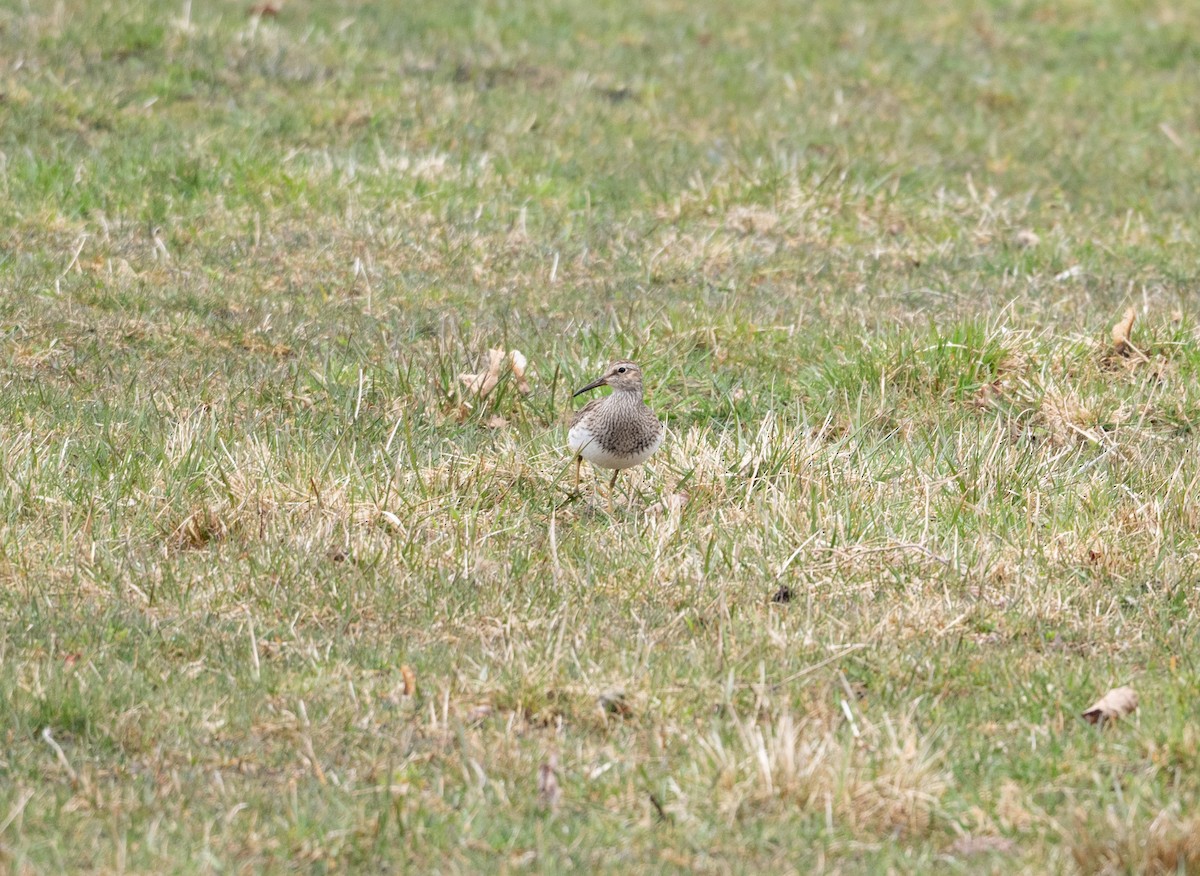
568;422;662;470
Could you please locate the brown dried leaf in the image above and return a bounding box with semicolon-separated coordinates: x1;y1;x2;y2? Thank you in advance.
248;2;282;16
458;371;498;398
1111;307;1136;355
1082;685;1138;725
509;349;527;376
485;415;508;429
458;348;505;398
509;349;532;394
459;347;534;400
537;753;561;811
400;664;416;697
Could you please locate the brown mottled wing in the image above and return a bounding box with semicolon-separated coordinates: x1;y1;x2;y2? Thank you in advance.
570;398;603;428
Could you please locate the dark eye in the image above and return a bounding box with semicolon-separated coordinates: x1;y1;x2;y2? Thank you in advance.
617;367;627;373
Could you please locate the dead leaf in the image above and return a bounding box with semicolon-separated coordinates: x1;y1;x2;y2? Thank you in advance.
537;753;560;811
458;347;535;402
400;664;416;697
485;415;508;429
1013;229;1040;248
458;348;505;399
1111;307;1136;356
248;1;281;16
378;510;404;531
1082;685;1138;725
458;370;498;397
1160;122;1185;149
510;349;532;394
599;689;631;717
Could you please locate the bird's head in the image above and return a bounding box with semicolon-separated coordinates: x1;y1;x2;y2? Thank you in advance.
573;360;644;396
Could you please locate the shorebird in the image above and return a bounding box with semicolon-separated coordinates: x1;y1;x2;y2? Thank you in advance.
568;359;664;511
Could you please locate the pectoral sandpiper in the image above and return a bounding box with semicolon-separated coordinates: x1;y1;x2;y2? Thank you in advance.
568;359;664;511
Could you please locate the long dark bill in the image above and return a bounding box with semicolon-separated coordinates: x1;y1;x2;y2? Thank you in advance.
572;377;608;397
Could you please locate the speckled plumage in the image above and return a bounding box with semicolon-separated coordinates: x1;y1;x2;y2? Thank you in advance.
569;395;662;462
567;360;664;510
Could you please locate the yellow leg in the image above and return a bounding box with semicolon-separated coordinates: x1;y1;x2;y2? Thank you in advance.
608;469;619;514
573;456;582;491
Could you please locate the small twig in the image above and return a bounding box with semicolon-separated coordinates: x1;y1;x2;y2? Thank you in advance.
772;643;869;689
935;610;973;639
814;542;955;569
548;510;561;585
775;531;821;579
245;607;261;681
0;789;35;835
352;367;366;422
648;792;670;823
297;700;327;786
41;727;78;785
553;489;581;512
537;753;561;812
57;234;88;281
151;227;171;260
839;697;861;738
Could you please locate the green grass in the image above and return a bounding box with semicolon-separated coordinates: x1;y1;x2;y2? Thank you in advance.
2;0;1200;871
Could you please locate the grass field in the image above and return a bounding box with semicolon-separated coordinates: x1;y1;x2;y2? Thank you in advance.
2;0;1200;872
